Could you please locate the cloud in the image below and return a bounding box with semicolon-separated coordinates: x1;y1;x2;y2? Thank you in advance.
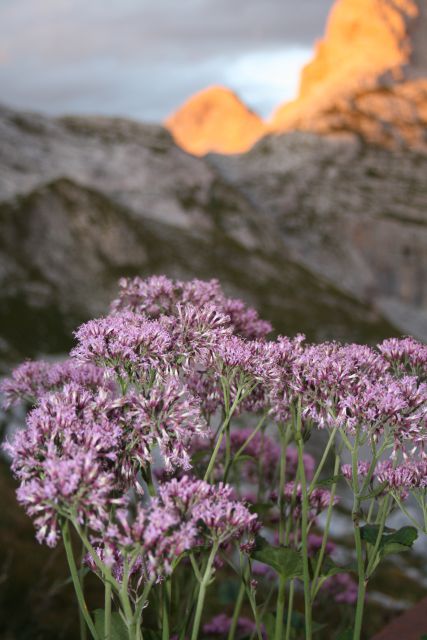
0;0;334;120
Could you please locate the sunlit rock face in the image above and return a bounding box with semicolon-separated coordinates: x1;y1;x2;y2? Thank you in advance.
271;0;427;150
165;86;265;156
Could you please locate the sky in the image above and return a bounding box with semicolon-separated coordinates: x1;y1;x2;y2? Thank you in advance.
0;0;334;122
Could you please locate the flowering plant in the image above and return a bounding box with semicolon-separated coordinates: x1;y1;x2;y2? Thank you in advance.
2;275;426;640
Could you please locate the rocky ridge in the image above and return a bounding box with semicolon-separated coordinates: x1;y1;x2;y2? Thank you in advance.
0;104;394;368
208;130;427;339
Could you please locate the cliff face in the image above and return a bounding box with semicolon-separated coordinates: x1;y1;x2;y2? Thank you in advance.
0;104;390;367
271;0;427;150
165;86;265;156
297;0;420;100
210;130;427;339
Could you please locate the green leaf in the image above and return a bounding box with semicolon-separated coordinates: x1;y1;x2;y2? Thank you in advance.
312;556;349;580
251;536;303;578
380;542;413;558
93;609;128;640
234;454;257;464
336;630;353;640
360;525;418;555
360;525;418;558
314;474;344;488
262;612;276;640
383;526;418;547
360;525;392;544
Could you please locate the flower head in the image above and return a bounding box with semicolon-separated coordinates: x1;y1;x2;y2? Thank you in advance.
1;359;106;408
71;312;172;376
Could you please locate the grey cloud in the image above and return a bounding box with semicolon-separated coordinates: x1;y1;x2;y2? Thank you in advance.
0;0;334;120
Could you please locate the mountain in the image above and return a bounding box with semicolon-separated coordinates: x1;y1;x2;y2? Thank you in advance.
161;0;427;340
209;130;427;339
0;104;396;369
165;86;265;155
271;0;427;150
166;1;427;154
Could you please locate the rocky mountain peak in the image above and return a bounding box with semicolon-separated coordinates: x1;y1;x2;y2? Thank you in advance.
271;0;427;150
297;0;423;102
165;85;265;156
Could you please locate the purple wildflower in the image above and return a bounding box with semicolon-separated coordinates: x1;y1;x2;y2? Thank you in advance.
0;359;106;408
172;303;232;367
203;614;263;638
111;275;272;342
322;572;358;604
71;312;172;376
223;297;272;339
101;476;257;580
111;275;177;316
114;374;209;475
4;383;124;545
378;337;427;379
283;482;338;519
341;461;372;481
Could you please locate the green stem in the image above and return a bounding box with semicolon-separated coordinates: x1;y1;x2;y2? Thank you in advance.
393;493;423;530
162;581;171;640
311;451;340;599
227;581;245;640
134;580;154;634
223;413;267;482
365;495;391;578
308;426;338;494
121;556;137;640
61;520;99;640
104;581;112;640
296;398;312;640
352;431;366;640
79;540;88;640
242;564;263;640
274;422;291;640
72;521;121;593
284;580;295;640
203;388;242;481
190;542;219;640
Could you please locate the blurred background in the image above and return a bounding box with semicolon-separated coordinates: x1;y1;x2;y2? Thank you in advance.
0;0;426;637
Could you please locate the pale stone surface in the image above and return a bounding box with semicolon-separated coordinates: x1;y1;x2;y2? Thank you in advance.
1;104;391;366
210;130;427;339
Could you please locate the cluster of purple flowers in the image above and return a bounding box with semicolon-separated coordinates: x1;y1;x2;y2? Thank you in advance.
89;476;257;582
1;274;426;637
0;359;107;408
203;613;262;638
342;456;427;495
111;275;272;340
282;482;338;520
268;340;427;457
2;367;210;545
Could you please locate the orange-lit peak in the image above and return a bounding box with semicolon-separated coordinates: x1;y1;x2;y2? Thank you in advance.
271;0;425;130
165;86;266;156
